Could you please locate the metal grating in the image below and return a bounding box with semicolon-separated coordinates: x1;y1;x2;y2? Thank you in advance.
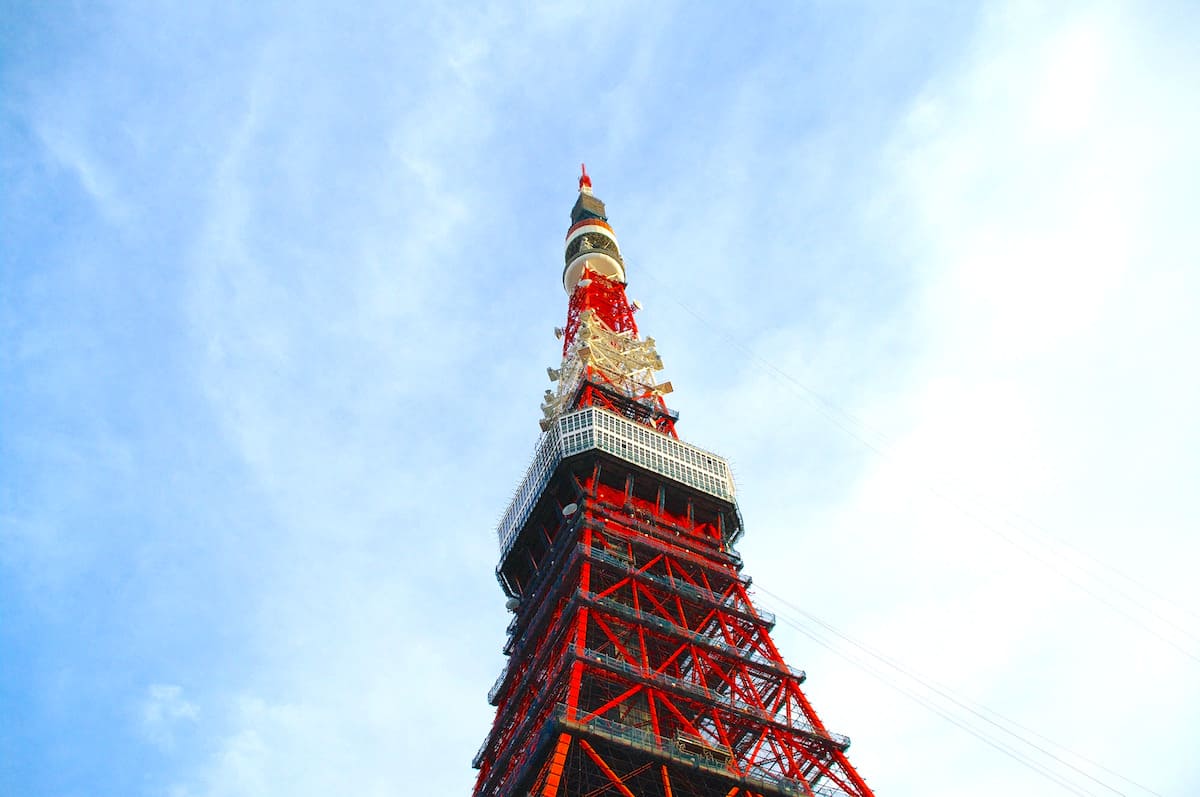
497;407;735;556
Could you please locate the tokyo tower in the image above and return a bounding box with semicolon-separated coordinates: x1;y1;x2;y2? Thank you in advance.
472;168;876;797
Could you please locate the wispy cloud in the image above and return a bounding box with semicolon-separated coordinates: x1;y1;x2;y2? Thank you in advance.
142;684;200;751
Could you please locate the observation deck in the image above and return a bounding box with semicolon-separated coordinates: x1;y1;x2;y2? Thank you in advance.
496;406;737;559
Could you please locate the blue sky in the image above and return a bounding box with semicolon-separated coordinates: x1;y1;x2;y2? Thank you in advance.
3;2;1198;796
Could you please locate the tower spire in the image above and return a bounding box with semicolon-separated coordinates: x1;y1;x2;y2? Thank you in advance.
547;173;677;437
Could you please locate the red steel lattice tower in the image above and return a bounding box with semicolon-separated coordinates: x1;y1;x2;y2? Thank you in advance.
472;169;876;797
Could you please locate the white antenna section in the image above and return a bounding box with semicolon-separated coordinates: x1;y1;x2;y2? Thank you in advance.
539;309;667;427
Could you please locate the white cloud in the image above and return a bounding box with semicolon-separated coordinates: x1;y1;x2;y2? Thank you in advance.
142;684;200;751
805;3;1200;794
33;115;134;226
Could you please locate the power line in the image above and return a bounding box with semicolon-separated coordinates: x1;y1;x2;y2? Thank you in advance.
773;611;1103;796
758;584;1164;797
633;264;1200;662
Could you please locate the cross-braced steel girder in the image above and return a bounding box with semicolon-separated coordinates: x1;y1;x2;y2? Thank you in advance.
474;460;874;797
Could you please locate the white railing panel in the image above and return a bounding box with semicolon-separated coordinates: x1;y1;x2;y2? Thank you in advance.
497;407;736;556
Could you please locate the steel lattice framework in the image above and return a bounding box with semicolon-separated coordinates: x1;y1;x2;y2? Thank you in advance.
473;170;875;797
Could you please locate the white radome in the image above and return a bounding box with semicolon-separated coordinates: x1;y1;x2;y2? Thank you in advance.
564;252;625;292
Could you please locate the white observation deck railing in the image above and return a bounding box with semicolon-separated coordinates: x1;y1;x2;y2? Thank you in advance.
497;406;736;558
